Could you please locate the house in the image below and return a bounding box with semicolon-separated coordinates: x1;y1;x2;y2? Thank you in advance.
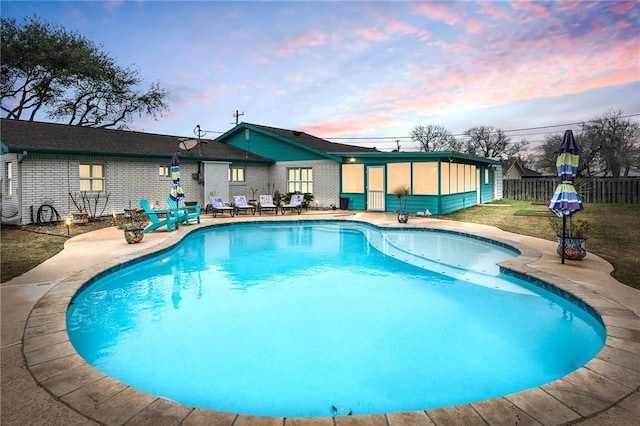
1;119;502;226
503;158;544;179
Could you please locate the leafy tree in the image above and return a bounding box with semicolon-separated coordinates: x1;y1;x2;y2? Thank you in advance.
462;126;527;159
409;124;462;152
1;15;168;128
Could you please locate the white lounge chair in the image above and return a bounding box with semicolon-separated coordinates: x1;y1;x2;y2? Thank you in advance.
233;195;256;215
258;195;278;215
281;194;305;215
210;197;235;217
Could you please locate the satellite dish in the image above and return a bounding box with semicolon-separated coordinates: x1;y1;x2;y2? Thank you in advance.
178;138;198;150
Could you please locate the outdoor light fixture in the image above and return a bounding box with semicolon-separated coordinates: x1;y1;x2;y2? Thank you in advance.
348;157;356;163
65;219;71;236
112;212;117;226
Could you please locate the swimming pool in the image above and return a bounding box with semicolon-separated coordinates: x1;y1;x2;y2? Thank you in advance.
67;221;605;417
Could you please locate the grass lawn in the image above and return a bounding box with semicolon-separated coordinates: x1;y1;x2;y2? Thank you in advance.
1;200;639;289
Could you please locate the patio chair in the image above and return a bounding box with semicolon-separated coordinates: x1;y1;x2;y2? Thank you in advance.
210;197;236;218
281;194;305;215
258;195;278;215
166;196;201;225
139;199;180;232
233;196;256;215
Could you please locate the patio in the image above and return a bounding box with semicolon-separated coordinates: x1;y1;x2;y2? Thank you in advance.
1;211;639;425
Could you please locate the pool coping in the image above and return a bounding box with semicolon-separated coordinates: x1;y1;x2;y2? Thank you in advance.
16;213;640;425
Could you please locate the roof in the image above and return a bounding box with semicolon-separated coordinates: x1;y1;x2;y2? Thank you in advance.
503;158;544;177
219;123;379;155
0;119;271;163
333;150;502;165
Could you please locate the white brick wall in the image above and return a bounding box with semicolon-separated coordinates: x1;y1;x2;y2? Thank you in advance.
5;154;344;225
11;154;206;225
270;159;340;208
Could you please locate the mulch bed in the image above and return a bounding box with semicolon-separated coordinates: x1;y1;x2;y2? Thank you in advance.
10;217;115;238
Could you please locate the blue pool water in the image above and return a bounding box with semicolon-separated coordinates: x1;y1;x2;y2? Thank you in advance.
67;221;605;417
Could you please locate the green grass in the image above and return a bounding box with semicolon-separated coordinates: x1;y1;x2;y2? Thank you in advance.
0;228;67;282
443;200;640;289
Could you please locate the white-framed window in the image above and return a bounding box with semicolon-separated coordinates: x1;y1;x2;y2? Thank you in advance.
287;167;313;193
79;163;105;192
229;166;246;183
4;162;12;196
158;165;171;178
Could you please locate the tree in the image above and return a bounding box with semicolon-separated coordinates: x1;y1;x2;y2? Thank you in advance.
580;109;640;177
462;126;527;159
534;110;640;177
1;15;168;128
409;124;462;152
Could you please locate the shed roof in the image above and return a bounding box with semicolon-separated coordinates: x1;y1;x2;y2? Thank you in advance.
0;119;271;163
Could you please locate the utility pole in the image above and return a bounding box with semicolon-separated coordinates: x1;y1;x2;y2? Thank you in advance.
232;110;245;125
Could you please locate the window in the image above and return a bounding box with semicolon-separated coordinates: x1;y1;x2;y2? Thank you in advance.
158;165;170;178
229;166;245;183
4;162;12;196
287;167;313;193
79;163;105;192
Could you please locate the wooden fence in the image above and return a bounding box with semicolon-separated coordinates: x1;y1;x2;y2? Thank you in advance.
503;178;640;204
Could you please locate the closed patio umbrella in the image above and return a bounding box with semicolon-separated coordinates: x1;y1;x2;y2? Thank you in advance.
169;152;185;202
548;130;584;264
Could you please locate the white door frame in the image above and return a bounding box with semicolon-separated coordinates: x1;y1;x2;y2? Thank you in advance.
366;166;385;211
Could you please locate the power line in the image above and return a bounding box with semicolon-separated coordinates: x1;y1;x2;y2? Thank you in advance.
325;113;640;142
191;112;640;144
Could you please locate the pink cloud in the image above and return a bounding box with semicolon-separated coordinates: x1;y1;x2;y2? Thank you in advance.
303;114;399;138
277;29;329;56
410;2;462;26
353;26;389;42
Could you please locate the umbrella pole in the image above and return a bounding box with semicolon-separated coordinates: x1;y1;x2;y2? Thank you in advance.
561;215;567;264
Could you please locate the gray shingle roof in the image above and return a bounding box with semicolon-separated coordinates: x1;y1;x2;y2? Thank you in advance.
0;119;270;162
240;123;379;154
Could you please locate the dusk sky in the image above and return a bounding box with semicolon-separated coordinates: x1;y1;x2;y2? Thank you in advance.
2;1;639;151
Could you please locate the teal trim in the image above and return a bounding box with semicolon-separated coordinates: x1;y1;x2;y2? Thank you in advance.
335;151;501;166
225;131;326;161
479;166;495;203
440;192;477;214
340;193;365;210
0;146;272;163
218;123;341;162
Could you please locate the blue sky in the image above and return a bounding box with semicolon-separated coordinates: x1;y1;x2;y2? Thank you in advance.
2;0;639;151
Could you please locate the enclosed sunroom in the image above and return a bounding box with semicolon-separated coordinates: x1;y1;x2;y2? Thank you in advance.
337;152;501;215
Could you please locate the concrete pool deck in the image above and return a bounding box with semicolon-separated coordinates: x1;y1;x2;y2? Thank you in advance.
1;211;639;425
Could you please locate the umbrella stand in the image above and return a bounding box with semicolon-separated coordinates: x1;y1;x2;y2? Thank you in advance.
561;215;567;264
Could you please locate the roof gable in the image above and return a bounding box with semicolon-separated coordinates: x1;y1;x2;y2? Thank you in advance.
216;122;378;161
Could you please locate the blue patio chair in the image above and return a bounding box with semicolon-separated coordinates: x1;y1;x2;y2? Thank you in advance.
166;196;201;225
139;199;180;232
